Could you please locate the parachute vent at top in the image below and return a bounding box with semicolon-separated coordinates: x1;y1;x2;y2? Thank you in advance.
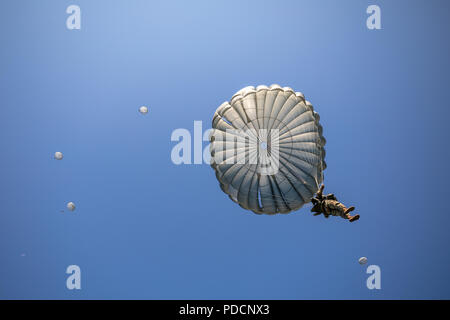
209;85;327;215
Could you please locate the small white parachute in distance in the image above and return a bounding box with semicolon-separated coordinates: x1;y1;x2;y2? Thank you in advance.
139;106;148;114
359;257;368;265
54;152;63;160
67;202;76;211
209;84;326;215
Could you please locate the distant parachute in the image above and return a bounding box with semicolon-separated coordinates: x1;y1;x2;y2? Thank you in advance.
359;257;368;265
67;202;76;211
139;106;149;114
54;152;63;160
210;85;326;214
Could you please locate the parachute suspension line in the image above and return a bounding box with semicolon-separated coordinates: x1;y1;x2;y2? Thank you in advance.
319;146;324;189
312;133;323;193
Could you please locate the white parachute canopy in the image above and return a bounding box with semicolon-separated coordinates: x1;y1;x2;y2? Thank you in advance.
54;152;63;160
139;106;148;114
67;202;76;211
210;85;326;215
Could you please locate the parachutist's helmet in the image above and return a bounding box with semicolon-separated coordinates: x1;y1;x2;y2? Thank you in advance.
310;198;321;213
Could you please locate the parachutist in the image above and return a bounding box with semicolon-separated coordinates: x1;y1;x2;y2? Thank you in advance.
310;185;359;222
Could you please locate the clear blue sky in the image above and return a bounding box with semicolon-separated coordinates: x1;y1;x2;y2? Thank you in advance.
1;0;449;299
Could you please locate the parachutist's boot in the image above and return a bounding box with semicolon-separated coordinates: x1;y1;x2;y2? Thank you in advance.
344;206;355;214
348;214;360;222
344;206;359;222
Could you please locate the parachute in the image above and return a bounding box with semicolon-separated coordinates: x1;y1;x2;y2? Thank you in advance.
209;85;326;214
139;106;149;114
54;152;63;160
67;202;76;211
